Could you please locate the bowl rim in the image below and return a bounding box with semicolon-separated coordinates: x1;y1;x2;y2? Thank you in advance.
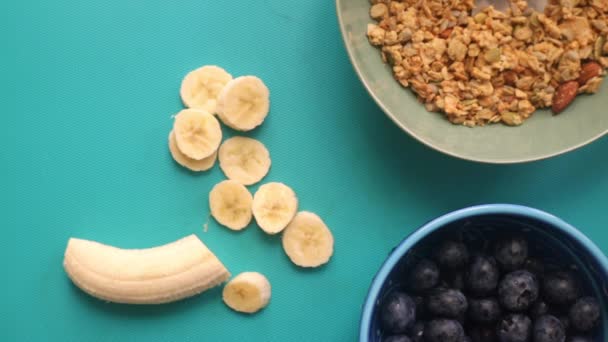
335;0;608;164
359;204;608;341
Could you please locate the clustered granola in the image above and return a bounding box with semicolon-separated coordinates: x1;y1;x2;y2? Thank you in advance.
367;0;608;126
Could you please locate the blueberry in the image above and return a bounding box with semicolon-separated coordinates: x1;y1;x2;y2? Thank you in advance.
408;321;425;342
568;297;600;332
427;288;468;318
566;336;592;342
464;337;473;342
384;335;412;342
468;297;502;323
435;241;469;270
533;315;565;342
497;314;532;342
494;236;528;271
498;270;539;312
529;300;550;318
409;259;440;293
445;272;466;291
381;291;417;334
425;319;465;342
414;296;429;320
557;314;570;332
542;272;580;306
523;258;545;279
465;255;500;296
468;325;497;342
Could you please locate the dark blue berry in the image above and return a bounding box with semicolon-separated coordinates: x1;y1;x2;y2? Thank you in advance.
468;297;502;323
435;241;469;270
497;314;532;342
498;270;539;312
425;319;465;342
445;272;466;291
494;236;528;271
381;291;417;334
465;255;500;296
384;335;412;342
529;300;550;318
408;321;425;342
427;288;468;318
557;314;570;332
542;272;580;306
566;336;592;342
568;297;600;332
468;325;497;342
409;259;440;293
533;315;565;342
414;296;429;320
464;337;472;342
523;258;545;279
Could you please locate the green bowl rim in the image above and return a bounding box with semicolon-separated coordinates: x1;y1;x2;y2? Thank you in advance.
335;0;607;164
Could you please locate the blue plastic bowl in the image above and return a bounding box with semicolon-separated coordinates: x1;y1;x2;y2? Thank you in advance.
360;204;608;342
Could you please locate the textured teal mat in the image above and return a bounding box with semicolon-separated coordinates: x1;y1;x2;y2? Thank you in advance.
2;0;607;341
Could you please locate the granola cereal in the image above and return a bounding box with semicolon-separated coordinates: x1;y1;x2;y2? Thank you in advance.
367;0;608;127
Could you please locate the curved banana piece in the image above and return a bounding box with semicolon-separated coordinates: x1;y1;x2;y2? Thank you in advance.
63;235;230;304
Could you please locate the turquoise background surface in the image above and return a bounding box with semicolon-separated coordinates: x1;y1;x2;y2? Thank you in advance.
2;0;607;341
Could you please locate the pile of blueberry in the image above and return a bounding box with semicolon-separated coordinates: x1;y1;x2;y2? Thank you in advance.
380;236;602;342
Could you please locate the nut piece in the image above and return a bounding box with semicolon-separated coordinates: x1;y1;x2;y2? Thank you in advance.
552;81;579;114
370;3;388;20
577;62;602;85
439;28;453;39
501;112;523;126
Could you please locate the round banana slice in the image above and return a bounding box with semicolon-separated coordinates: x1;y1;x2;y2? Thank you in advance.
218;136;271;186
216;76;270;131
168;130;217;172
173;109;222;161
223;272;271;314
252;182;298;234
209;180;253;230
180;65;232;113
282;211;334;268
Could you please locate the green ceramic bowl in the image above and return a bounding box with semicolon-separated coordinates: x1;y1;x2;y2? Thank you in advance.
336;0;608;163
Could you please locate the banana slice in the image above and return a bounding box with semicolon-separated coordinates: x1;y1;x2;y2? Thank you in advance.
218;136;271;186
173;109;222;160
63;234;230;304
168;130;217;172
282;211;334;268
209;180;253;230
252;182;298;234
180;65;232;113
222;272;271;314
216;76;270;131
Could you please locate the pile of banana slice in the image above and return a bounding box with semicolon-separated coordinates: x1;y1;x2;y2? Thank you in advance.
63;65;334;315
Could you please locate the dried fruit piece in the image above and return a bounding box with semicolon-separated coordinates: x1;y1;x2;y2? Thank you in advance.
552;81;579;114
577;62;602;85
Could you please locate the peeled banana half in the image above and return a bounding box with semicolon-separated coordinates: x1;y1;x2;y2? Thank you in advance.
63;234;230;304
